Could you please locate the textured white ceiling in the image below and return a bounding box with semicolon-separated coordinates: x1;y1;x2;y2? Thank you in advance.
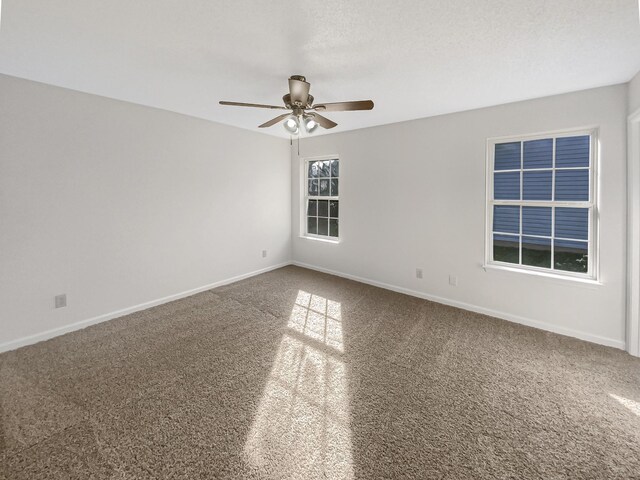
1;0;639;138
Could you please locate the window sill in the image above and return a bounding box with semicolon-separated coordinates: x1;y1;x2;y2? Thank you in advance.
482;263;601;287
299;235;341;244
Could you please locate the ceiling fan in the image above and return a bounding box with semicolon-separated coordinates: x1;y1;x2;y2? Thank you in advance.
219;75;374;134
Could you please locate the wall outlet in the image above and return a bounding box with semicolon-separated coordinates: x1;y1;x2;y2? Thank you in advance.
416;268;423;279
55;294;67;308
262;250;267;258
449;275;458;286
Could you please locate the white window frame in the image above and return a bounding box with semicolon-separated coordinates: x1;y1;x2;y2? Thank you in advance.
301;154;340;242
484;128;599;281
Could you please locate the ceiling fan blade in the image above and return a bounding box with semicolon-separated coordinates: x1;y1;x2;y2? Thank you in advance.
288;78;310;105
258;113;291;128
311;113;337;129
220;101;287;110
313;100;374;112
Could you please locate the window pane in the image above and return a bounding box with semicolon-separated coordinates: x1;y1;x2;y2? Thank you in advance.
307;199;317;216
329;219;339;237
329;200;339;218
524;139;552;169
319;179;330;196
493;205;519;234
307;217;317;235
317;161;330;177
522;236;551;268
308;179;318;196
555;207;588;240
330;159;339;177
330;179;339;196
317;200;329;217
522;206;551;237
556;135;589;168
308;162;317;177
555;239;588;273
494;172;520;200
555;169;589;201
308;162;320;178
318;217;329;236
495;142;521;170
523;170;552;200
493;234;519;264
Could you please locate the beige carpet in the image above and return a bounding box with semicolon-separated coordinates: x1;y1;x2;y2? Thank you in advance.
1;265;639;479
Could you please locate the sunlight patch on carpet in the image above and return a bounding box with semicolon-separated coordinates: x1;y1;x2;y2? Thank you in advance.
244;291;353;479
287;290;343;352
609;393;640;417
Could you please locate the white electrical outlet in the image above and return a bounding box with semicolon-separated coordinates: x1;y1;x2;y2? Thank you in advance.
55;294;67;308
262;250;267;258
416;268;423;279
449;275;458;286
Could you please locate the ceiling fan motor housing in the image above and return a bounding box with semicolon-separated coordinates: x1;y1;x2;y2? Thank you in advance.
282;94;314;110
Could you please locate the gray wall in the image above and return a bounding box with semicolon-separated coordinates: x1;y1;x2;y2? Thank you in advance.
292;84;628;348
0;74;291;349
629;70;640;114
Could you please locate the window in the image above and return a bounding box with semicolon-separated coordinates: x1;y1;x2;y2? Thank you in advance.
486;130;597;279
304;157;339;240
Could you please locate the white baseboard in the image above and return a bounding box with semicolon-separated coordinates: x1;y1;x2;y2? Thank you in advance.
292;261;625;350
3;260;624;354
0;262;292;354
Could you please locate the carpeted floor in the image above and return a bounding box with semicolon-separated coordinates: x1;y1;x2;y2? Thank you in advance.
1;266;639;479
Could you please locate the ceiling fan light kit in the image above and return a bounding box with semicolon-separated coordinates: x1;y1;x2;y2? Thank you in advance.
303;114;318;134
219;75;374;135
283;115;300;135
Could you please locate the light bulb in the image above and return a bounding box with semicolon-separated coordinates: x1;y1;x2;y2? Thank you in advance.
303;115;318;134
283;116;299;135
